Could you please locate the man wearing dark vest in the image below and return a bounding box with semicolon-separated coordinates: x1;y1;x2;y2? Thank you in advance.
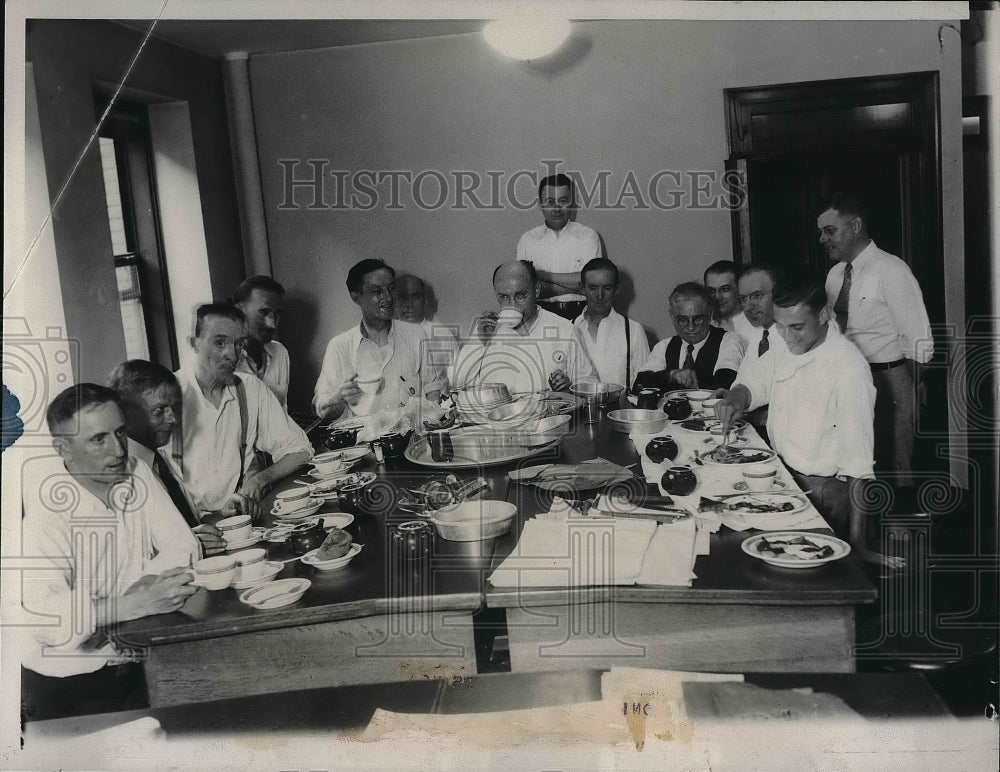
634;282;744;391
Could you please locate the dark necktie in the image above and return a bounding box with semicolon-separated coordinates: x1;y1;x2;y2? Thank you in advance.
834;262;852;332
152;452;200;528
683;342;695;371
758;328;770;357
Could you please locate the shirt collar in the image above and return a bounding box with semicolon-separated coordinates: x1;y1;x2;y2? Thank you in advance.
355;319;395;348
848;240;878;271
127;437;156;468
774;322;839;380
575;307;621;328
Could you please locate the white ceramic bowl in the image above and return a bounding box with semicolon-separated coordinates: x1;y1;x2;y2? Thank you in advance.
742;467;778;492
231;561;283;590
217;514;252;544
231;547;268;582
607;409;670;435
192;555;237;590
239;578;311;609
429;500;517;542
301;543;363;571
702;446;778;469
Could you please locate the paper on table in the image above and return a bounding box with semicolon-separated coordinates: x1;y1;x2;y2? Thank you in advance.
634;518;698;586
489;516;658;587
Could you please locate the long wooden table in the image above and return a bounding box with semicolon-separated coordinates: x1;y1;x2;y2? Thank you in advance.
113;405;877;707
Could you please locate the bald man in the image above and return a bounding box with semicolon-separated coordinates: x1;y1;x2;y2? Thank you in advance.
452;260;596;393
394;273;460;387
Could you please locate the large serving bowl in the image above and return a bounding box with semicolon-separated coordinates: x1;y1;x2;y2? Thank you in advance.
487;396;546;424
607;408;671;435
519;414;572;444
429;500;517;542
570;380;624;408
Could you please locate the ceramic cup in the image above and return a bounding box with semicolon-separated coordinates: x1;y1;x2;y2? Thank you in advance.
311;452;345;476
217;514;252;543
496;308;523;328
356;375;382;394
273;487;313;513
192;555;237;590
743;467;778;492
231;547;268;582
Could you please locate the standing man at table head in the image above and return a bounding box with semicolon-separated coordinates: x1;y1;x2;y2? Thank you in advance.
176;303;313;520
516;173;602;299
704;260;749;336
634;282;744;392
573;257;650;390
452;260;596;393
233;275;290;410
107;359;226;552
314;259;445;421
20;384;200;720
820;192;933;503
714;274;901;569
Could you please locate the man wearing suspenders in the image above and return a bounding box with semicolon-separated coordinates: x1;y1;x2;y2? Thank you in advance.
573;258;650;391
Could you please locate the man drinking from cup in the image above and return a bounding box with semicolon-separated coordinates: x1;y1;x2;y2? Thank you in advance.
314;259;446;420
452;260;597;394
713;273;903;569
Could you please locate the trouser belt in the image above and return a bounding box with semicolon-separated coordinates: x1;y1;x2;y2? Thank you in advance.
870;358;906;372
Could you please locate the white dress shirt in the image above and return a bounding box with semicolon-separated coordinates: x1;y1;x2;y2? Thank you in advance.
640;330;745;376
128;437;202;519
825;241;934;364
515;221;602;274
419;318;461;390
20;454;199;676
735;321;789;372
176;367;313;512
313;319;446;418
453;307;597;393
237;339;290;408
573;308;651;389
735;322;876;480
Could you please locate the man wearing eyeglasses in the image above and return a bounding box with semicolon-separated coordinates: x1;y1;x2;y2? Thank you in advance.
452;260;596;393
176;303;313;519
634;283;744;391
516;173;602;299
820;192;933;501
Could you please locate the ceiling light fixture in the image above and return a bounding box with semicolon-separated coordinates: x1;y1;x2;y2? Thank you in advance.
483;18;572;61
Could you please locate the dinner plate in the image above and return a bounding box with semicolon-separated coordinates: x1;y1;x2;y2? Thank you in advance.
270;498;324;520
718;492;810;515
678;417;747;435
300;543;363;571
700;446;777;466
741;531;850;568
239;578;311;609
231;561;284;590
328;416;366;431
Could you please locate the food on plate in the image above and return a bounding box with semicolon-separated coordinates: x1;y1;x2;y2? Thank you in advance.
314;528;352;560
698;496;796;514
707;446;773;464
754;534;835;560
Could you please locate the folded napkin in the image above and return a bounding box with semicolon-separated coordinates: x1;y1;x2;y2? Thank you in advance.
507;457;634;491
633;518;699;587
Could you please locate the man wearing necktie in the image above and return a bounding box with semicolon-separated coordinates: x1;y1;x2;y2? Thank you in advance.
634;283;743;392
820;192;933;503
107;360;226;554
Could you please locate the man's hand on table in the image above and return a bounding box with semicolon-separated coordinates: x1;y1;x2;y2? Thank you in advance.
712;386;749;435
669;368;699;389
119;567;199;621
192;524;226;555
226;491;261;521
856;546;907;571
238;473;270;504
548;368;570;392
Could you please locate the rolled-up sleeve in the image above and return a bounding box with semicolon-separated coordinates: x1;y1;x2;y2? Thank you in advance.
638;339;668;374
715;331;747;374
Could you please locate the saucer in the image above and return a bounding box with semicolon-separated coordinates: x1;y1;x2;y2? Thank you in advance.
320;513;354;530
301;543;362;571
270;498;324;520
733;479;788;492
239;578;311;609
224;529;265;551
231;561;284;590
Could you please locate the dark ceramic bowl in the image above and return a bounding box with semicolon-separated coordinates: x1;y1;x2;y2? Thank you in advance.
287;521;326;556
325;427;360;451
378;431;411;459
337;481;375;515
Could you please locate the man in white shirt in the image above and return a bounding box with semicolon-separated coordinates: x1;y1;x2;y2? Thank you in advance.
233;275;291;409
572;257;650;390
176;303;313;518
515;173;602;298
635;283;744;392
314;260;446;422
394;272;460;388
453;260;597;393
21;384;200;720
820;192;933;494
107;359;226;552
715;275;901;570
704;260;746;334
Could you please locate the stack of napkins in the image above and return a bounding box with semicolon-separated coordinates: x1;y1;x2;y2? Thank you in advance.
489;499;703;588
